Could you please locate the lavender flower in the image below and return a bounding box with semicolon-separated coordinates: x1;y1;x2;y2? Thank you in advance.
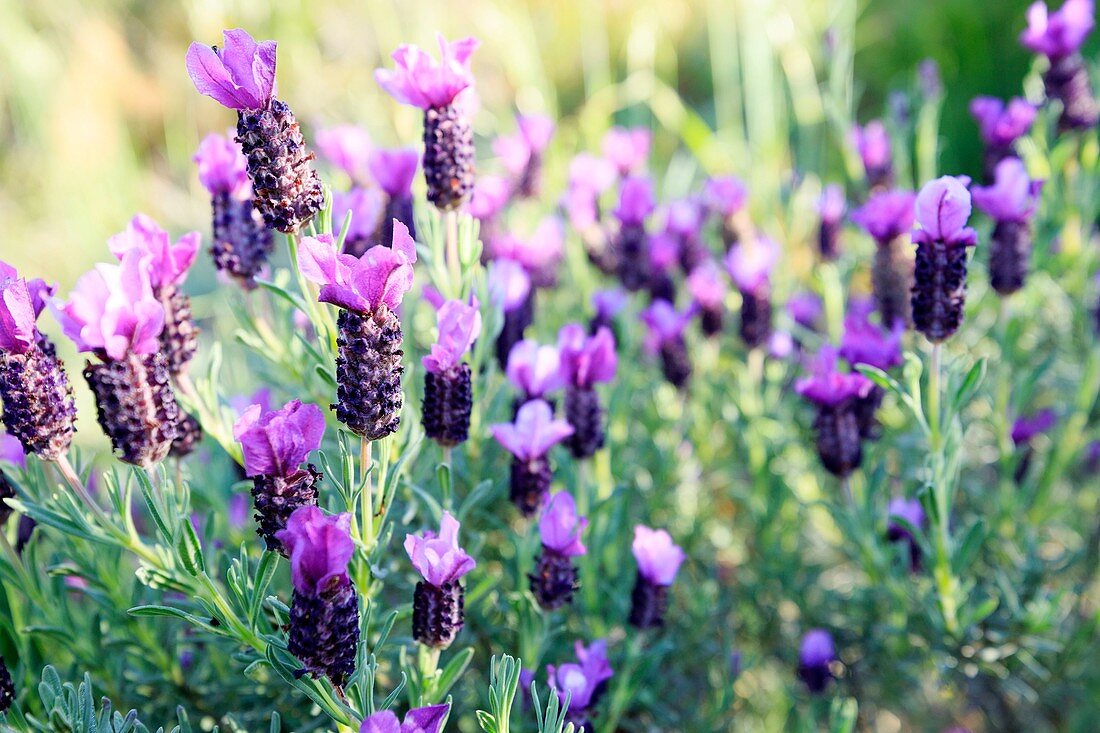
0;432;26;527
1021;0;1098;131
108;215;201;375
234;399;325;551
316;124;373;186
405;512;476;648
797;629;837;693
376;35;479;210
529;491;587;609
970;97;1038;180
547;640;614;729
687;261;729;338
506;339;565;407
187;29;324;232
886;496;926;571
704;176;749;250
590;288;627;335
602;127;651;176
369;147;420;246
911;177;978;343
495;113;555;198
817;185;847;261
470;175;512;245
641;301;693;389
422;300;480;447
0;263;75;460
195;133;274;289
851;121;893;190
613;176;655;291
359;704;450;733
972;158;1044;295
298;221;417;440
489;259;534;369
55;251;179;466
630;525;685;628
276;506;359;687
491;400;574;516
1012;408;1057;445
787;292;824;334
726;236;778;348
333;187;386;257
852;189;917;327
840;312;903;437
558;324;617;459
797;346;872;477
665;198;707;273
565;154;619;273
489;218;565;288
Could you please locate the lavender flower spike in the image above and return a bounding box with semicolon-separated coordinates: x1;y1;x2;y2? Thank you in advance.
630;525;686;628
886;496;926;571
798;629;838;693
496;113;556;198
276;506;359;687
852;190;916;328
614;176;655;291
490;259;534;369
0;433;26;527
911;176;978;343
817;184;847;261
187;29;324;232
506;339;565;406
840;312;903;438
602;127;651;176
547;640;614;729
368;147;420;247
704;175;749;250
422;300;481;447
492;399;574;516
405;512;477;648
530;491;587;610
558;324;617;459
360;704;450;733
796;346;872;477
376;35;479;210
687;261;728;338
641;300;693;389
234;399;325;551
1022;0;1099;131
972;158;1044;295
726;236;779;348
970;97;1038;179
316;124;373;186
0;263;76;460
333;187;385;257
851;121;893;190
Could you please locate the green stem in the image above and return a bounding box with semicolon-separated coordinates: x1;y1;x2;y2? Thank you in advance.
926;342;958;635
445;210;461;297
360;437;374;552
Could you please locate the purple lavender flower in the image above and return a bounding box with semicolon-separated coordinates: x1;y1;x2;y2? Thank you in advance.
973;159;1044;295
333;187;386;257
359;704;450;733
369;147;420;247
565;154;618;272
613;176;655;291
664;198;707;273
590;288;627;335
405;512;476;648
787;292;824;333
797;346;871;477
1012;408;1057;445
817;184;847;261
469;175;512;232
852;189;917;328
547;639;614;728
422;300;480;447
298;221;416;440
797;629;837;693
886;496;926;571
506;340;565;406
195;132;250;198
602;127;650;176
851;121;893;189
558;324;617;459
641;301;693;389
489;218;565;288
187;29;324;232
0;264;76;460
970;97;1038;179
490;259;535;369
840;313;902;438
316;125;373;186
0;432;26;526
630;525;685;628
495;114;555;198
726;236;778;348
529;491;587;609
704;175;749;251
911;177;978;343
492;399;574;515
376;35;479;210
1022;0;1099;130
687;261;728;338
276;506;359;687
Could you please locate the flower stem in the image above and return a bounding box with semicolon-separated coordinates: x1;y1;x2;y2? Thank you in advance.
444;210;461;297
360;436;374;552
926;341;958;635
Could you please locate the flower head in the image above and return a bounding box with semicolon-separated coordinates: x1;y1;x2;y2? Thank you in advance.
108;215;201;289
725;236;779;295
648;233;679;272
602;127;651;175
703;176;748;218
359;704;450;733
886;496;926;541
632;525;685;586
568;153;618;196
687;261;728;309
487;259;531;313
494;114;555;176
819;184;847;224
796;346;873;407
0;432;26;469
332;188;386;245
839;313;903;371
194;133;250;198
1020;0;1094;58
0;263;53;355
298;221;418;314
558;324;617;388
912;176;977;247
1011;408;1057;444
54;250;164;360
547;639;614;712
851;190;917;243
614;176;655;226
506;340;564;399
491;399;574;462
539;491;587;556
641;300;692;351
404;511;476;587
468;175;511;221
664;199;703;239
489;218;564;274
850;121;892;173
368;148;420;198
787;292;823;330
971;158;1043;223
315;125;373;185
423;300;481;374
233;398;325;478
970;97;1038;147
799;629;837;668
186;29;277;110
375;34;479;110
592;289;627;322
275;506;354;595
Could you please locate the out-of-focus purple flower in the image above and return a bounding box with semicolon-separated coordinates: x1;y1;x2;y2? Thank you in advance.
851;190;917;243
819;185;847;224
632;525;685;585
275;506;354;595
375;34;479;110
54;250;164;360
602;127;650;175
494;114;555;176
233;398;325;478
539;491;587;556
1020;0;1094;58
1011;408;1057;444
839;313;903;371
664;199;703;239
592;289;627;322
491;399;574;461
797;629;837;693
297;221;417;314
108;215;201;289
796;346;872;407
229;387;273;417
558;324;617;388
614;176;655;226
359;704;450;733
332;188;385;245
423;300;481;374
186;29;277;110
547;639;614;712
851;121;892;178
0;433;26;469
489;218;564;278
468;175;511;221
703;176;748;218
568;153;618;195
316;125;374;185
194;133;250;198
919;58;943;98
641;300;691;351
725;236;778;295
368;148;419;198
648;233;679;273
769;331;795;359
912;177;977;247
488;259;532;312
506;340;564;400
228;494;250;528
970;97;1038;147
1084;440;1100;472
787;292;824;331
886;496;926;543
404;511;476;587
687;261;728;309
971;158;1043;223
